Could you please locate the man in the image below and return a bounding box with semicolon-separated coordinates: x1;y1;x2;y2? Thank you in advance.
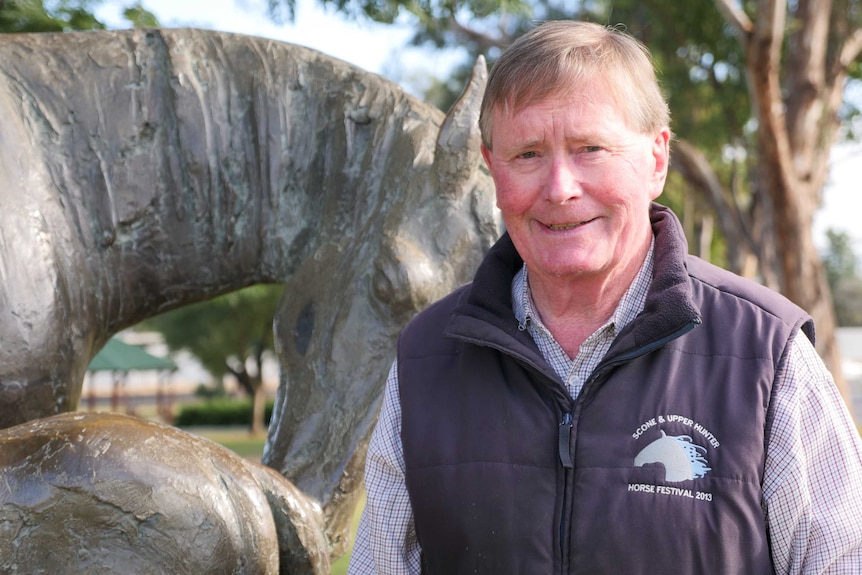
349;21;862;574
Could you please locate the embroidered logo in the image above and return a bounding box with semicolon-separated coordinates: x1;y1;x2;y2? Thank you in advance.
628;415;719;502
634;430;711;482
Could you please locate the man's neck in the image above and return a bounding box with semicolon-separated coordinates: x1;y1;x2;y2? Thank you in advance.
527;241;652;358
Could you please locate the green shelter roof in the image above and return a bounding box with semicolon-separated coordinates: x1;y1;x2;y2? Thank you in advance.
87;338;177;372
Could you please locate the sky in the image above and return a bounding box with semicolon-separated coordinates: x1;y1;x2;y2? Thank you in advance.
98;0;403;72
95;0;462;94
817;141;862;251
96;0;862;253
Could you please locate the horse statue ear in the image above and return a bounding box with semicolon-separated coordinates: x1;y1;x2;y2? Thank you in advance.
434;55;488;196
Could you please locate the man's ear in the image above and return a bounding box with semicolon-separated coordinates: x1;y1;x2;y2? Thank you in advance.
649;128;671;201
481;144;494;173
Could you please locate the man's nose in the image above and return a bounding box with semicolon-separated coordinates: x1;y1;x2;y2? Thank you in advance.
543;155;583;204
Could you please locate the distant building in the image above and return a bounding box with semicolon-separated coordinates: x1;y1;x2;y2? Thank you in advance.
83;330;279;421
836;327;862;421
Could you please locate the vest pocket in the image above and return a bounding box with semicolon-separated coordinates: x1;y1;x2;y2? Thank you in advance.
406;461;558;574
568;467;771;574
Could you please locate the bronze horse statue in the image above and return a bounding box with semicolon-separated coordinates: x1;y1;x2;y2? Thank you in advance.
0;28;499;573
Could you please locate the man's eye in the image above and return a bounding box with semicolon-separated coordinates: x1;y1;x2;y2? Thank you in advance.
519;151;538;159
584;146;603;153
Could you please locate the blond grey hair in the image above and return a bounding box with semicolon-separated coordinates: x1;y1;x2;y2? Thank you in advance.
479;21;671;149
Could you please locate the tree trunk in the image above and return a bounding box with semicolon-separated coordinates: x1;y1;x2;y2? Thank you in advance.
251;381;266;437
230;365;267;436
671;139;757;275
715;0;860;413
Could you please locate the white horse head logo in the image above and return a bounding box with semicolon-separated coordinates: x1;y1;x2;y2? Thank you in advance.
634;430;711;482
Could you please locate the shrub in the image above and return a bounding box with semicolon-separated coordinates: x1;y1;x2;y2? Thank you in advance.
174;398;274;427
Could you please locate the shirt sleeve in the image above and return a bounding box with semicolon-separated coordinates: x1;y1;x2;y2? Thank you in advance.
763;333;862;574
348;359;422;575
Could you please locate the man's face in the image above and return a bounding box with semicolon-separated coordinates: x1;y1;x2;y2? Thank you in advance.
481;80;670;288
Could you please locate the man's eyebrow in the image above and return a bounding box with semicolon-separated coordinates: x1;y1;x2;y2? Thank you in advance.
509;138;544;150
509;134;605;150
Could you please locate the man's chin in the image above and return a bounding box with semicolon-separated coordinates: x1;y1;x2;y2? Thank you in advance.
528;256;604;282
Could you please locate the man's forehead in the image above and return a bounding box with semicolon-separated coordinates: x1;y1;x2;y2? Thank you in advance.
496;85;612;122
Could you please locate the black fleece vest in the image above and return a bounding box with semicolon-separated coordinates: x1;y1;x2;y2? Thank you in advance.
398;204;814;575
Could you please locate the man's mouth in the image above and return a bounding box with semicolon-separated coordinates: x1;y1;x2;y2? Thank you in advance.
546;219;594;231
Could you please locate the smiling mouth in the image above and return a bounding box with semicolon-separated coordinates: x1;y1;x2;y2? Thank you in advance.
546;219;595;231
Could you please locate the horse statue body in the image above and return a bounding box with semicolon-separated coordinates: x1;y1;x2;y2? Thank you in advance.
0;28;499;572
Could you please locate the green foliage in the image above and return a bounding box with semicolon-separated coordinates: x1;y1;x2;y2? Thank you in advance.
267;0;530;25
174;398;275;427
824;229;859;285
141;284;283;436
0;0;159;33
122;0;158;27
603;1;749;148
823;229;862;326
194;380;228;399
140;284;284;381
0;0;104;32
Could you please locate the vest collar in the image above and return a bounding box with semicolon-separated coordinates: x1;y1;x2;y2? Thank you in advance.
444;203;702;370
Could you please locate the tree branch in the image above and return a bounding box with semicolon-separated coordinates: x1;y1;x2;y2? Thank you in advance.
670;138;754;272
713;0;754;38
746;0;796;188
783;0;831;191
447;15;512;54
840;26;862;67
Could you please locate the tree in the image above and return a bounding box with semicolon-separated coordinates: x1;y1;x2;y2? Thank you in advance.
0;0;157;33
823;229;862;326
264;0;862;411
141;284;284;436
707;0;862;408
0;0;104;32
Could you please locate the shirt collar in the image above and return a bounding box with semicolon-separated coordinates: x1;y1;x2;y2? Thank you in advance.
513;239;655;337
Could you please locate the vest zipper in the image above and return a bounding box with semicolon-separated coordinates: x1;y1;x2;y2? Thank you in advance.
560;319;701;570
558;410;574;571
580;318;702;403
558;412;574;468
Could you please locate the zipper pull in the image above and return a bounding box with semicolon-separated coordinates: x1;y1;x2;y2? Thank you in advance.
558;412;574;469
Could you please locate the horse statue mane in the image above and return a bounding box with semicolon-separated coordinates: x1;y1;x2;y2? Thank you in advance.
0;28;500;573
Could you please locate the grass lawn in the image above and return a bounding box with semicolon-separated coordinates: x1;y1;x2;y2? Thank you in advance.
189;426;361;574
330;492;363;574
191;426;268;459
